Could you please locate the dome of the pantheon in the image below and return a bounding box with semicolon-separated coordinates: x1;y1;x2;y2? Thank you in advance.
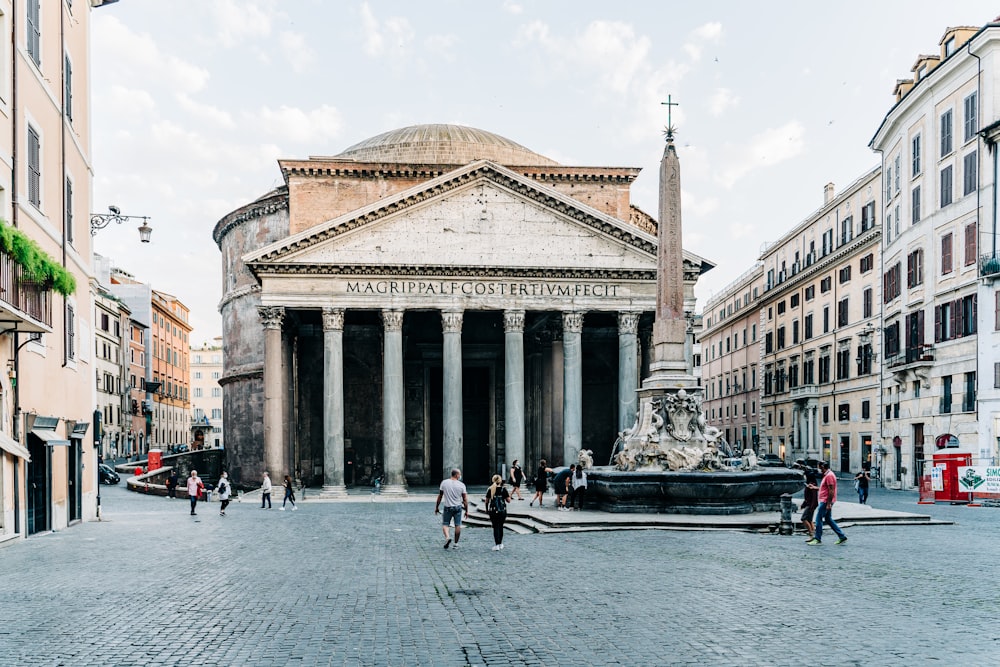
334;123;559;167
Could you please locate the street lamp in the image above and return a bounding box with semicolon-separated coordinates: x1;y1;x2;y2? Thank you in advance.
90;205;152;242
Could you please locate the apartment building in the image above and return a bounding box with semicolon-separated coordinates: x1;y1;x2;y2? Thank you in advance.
150;290;191;450
870;22;1000;487
191;339;224;450
94;286;128;461
125;314;148;458
700;265;764;453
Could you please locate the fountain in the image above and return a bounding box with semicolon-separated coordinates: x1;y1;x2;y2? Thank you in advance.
585;108;803;515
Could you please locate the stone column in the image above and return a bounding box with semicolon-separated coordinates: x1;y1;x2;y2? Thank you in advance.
441;310;464;480
618;312;640;433
562;312;584;466
381;309;407;496
320;308;348;497
259;306;285;479
809;404;819;456
504;310;526;471
791;405;800;455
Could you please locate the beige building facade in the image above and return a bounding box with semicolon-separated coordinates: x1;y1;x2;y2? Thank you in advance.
191;339;224;450
871;22;1000;487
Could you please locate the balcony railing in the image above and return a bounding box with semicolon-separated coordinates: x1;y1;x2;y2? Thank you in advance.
887;344;934;369
0;249;52;328
981;252;1000;278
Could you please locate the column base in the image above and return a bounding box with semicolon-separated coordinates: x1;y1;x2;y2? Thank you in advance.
319;484;349;498
378;484;409;498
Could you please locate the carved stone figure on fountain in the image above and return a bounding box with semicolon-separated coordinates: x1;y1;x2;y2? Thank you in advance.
577;449;594;470
740;449;758;471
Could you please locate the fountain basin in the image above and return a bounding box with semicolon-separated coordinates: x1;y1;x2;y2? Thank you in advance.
586;467;805;515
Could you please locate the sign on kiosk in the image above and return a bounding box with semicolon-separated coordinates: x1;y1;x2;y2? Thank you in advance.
958;467;1000;494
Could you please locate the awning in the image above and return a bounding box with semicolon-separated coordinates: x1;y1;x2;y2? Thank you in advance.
30;429;71;447
0;431;30;460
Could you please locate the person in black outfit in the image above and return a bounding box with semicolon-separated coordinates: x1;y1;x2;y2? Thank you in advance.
508;460;525;500
530;460;553;507
794;459;820;538
854;468;871;504
485;475;511;551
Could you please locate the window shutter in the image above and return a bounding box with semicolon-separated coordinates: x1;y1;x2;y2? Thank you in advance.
917;309;925;347
934;305;942;342
965;223;977;266
950;299;960;340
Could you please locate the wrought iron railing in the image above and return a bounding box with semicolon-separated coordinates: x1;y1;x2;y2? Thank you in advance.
981;252;1000;278
0;249;52;326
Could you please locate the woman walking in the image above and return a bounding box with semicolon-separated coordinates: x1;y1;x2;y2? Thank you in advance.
281;474;298;511
485;474;511;551
529;460;553;507
508;459;525;501
217;471;232;516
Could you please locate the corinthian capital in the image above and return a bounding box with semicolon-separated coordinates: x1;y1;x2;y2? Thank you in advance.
618;311;640;335
257;306;284;330
321;308;345;332
441;310;464;334
381;309;404;332
562;311;584;334
503;310;525;333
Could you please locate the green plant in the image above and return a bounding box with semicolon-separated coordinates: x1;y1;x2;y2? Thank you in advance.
0;220;77;296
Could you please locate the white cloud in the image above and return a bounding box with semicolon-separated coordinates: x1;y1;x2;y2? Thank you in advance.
211;0;275;48
709;88;740;117
360;2;384;56
360;2;415;62
682;22;722;62
244;105;344;145
279;31;316;73
425;34;458;61
176;94;235;129
716;121;806;188
502;1;523;14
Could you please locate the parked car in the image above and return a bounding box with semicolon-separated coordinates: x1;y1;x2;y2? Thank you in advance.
757;454;787;468
99;464;121;485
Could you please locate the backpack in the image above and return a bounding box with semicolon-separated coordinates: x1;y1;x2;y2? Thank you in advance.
489;490;507;515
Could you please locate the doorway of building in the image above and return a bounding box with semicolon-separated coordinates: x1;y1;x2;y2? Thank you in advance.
428;365;493;485
68;440;81;523
913;423;925;486
26;438;48;535
839;436;850;473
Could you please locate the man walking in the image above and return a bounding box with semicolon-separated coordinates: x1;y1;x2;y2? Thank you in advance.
186;469;204;516
807;461;847;546
260;471;272;509
434;468;468;550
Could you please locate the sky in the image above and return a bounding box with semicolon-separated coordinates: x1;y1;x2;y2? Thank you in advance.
90;1;1000;344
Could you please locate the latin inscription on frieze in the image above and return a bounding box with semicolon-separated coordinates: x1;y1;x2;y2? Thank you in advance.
345;280;620;298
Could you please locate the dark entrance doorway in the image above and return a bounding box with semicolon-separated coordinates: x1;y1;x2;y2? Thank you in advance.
26;437;48;535
68;440;81;523
839;436;850;473
428;365;493;485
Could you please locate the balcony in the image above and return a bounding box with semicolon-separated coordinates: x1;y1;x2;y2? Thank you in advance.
789;384;818;400
887;344;934;370
0;249;52;331
981;252;1000;279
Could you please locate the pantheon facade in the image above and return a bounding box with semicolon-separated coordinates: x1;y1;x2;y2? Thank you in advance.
213;125;713;491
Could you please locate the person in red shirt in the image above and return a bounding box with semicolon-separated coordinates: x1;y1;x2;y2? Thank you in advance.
806;460;847;546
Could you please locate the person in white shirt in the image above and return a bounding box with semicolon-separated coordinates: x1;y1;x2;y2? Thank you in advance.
217;471;232;516
434;468;468;550
186;470;204;516
571;466;588;510
260;471;272;509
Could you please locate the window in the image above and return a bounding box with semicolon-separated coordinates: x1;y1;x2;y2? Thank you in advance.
885;165;893;201
840;216;854;246
941;375;953;414
837;349;850;380
194;371;202;379
964;92;978;142
996;291;1000;331
838;403;850;421
64;54;73;121
857;343;873;375
965;222;977;266
884;321;900;358
861;400;871;420
27;126;41;208
212;408;222;420
822;405;830;424
765;332;773;354
941;232;953;274
995;362;1000;389
777;326;785;350
964;371;976;412
861;202;876;232
945;36;956;56
805;285;815;301
211;388;221;398
820;276;832;293
819;353;831;384
792;320;800;345
907;249;924;287
790;293;800;308
65;303;75;360
940;109;953;157
863;288;873;319
823;306;830;334
837;298;849;328
212;371;221;380
777;300;786;315
27;0;40;65
805;314;813;340
64;177;74;244
860;254;874;273
883;262;901;302
194;388;202;398
803;357;814;384
963;151;977;196
912;134;921;176
839;266;851;284
911;185;921;224
940;166;953;207
895;155;901;193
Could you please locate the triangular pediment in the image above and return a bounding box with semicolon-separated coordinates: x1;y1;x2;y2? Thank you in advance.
244;160;658;277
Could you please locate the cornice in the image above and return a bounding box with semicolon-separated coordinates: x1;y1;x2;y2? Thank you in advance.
218;284;261;311
278;160;640;185
213;196;289;245
761;227;882;303
248;262;656;281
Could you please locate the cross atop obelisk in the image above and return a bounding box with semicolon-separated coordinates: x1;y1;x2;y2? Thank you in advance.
661;95;679;140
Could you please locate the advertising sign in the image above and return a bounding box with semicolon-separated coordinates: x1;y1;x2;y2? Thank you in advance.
931;465;944;491
958;466;1000;494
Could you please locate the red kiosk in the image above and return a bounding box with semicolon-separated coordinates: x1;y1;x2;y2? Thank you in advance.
932;444;971;503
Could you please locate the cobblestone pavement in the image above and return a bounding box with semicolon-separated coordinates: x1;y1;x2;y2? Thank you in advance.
1;481;998;666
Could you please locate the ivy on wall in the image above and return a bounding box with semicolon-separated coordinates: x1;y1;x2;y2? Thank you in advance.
0;220;77;296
